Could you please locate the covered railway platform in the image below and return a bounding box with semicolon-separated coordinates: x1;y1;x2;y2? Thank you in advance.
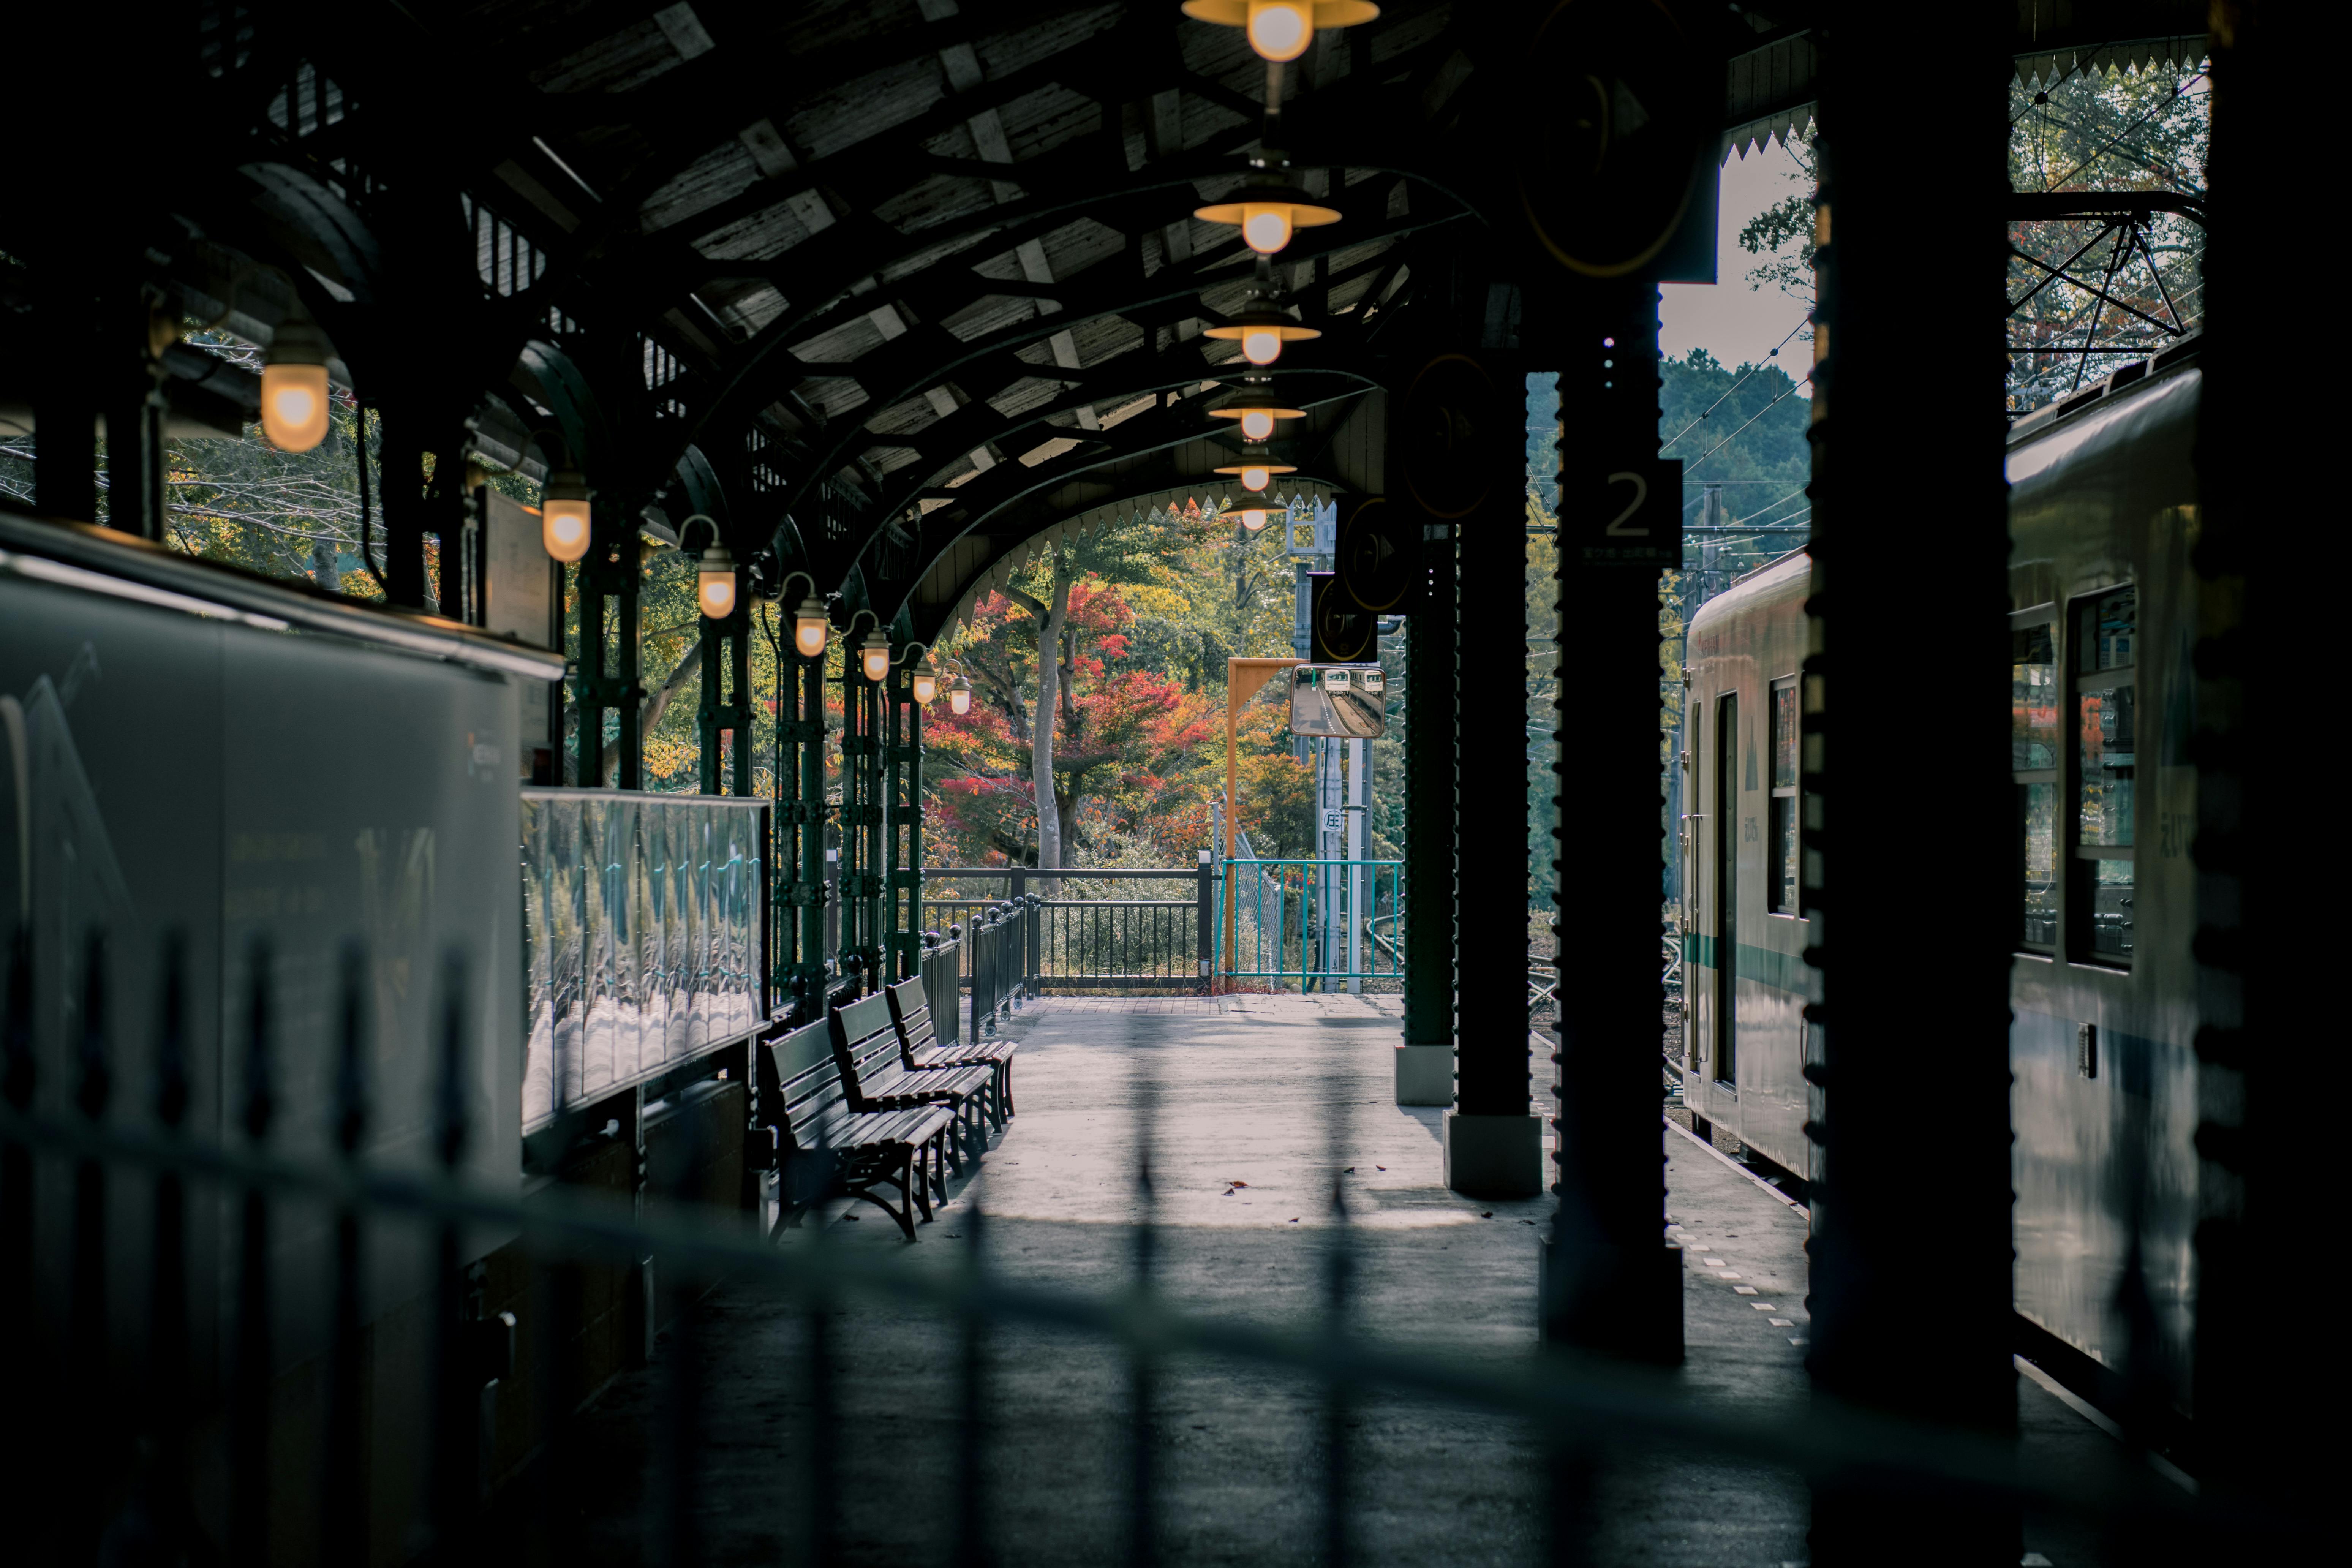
0;2;2334;1564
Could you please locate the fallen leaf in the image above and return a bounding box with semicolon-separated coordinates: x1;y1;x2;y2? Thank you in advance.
1221;1189;1235;1197
1375;1165;1386;1171
842;1214;860;1222
1343;1167;1356;1174
1288;1217;1299;1223
1479;1211;1494;1219
1229;1180;1249;1188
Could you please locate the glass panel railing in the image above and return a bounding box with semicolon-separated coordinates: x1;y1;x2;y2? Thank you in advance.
521;789;768;1130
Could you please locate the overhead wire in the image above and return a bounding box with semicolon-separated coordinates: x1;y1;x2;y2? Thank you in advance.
1655;316;1814;455
1682;374;1814;473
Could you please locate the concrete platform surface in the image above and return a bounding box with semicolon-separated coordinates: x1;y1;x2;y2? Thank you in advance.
509;994;2169;1566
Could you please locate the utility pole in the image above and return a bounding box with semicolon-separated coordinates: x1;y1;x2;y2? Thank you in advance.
1291;558;1312;762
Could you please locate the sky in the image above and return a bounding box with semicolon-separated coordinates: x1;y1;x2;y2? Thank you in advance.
1660;136;1813;394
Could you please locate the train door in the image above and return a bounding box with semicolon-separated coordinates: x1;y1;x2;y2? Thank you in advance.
1715;693;1739;1085
1678;747;1700;1072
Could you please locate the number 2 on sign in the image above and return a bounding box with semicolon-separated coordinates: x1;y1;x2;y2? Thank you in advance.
1606;471;1649;536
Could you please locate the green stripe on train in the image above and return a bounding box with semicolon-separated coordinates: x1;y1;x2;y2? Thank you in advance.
1680;934;1811;996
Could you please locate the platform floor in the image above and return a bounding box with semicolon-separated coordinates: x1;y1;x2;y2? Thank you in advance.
522;994;2172;1566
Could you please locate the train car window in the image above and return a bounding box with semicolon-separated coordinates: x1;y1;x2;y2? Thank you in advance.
2072;587;2136;964
2012;615;2059;950
1769;680;1800;915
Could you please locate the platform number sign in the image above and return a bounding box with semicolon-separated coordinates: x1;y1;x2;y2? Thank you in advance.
1576;458;1683;569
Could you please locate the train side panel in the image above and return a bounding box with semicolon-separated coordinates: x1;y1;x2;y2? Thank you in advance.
1682;552;1813;1180
2005;364;2203;1407
1679;358;2206;1413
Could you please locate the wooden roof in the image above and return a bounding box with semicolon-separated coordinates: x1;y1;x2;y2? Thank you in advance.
93;0;2210;640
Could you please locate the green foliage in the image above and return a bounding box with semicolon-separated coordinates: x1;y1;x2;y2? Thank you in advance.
2006;61;2208;413
923;495;1334;871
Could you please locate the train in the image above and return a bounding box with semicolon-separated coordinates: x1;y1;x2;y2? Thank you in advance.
1679;336;2205;1411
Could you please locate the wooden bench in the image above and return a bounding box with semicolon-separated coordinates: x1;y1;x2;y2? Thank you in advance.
885;975;1016;1125
755;1016;955;1241
829;994;997;1173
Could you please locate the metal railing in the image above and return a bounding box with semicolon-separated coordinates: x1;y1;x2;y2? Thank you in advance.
918;931;963;1046
923;866;1213;995
1215;857;1404;989
964;896;1038;1038
0;922;2268;1565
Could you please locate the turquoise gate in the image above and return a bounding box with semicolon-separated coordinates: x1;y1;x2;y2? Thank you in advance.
1214;857;1404;991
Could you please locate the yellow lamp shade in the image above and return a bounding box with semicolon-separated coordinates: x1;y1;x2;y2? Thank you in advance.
694;540;739;621
860;631;891;683
1207;312;1319;369
791;594;830;658
260;362;331;453
698;568;737;621
542;501;591;563
1193;191;1341;259
949;675;973;716
1180;1;1379;63
541;467;593;562
1216;457;1298;493
1208;390;1306;444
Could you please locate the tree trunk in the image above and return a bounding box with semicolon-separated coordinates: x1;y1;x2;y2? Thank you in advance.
1005;556;1072;888
601;640;703;785
1030;554;1071;889
1053;618;1081;865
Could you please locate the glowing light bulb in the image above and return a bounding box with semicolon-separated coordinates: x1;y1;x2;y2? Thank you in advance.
261;299;334;453
1246;0;1313;61
542;502;591;563
860;632;891;683
1241;466;1271;492
1243;329;1282;365
949;675;973;716
911;656;939;705
1241;201;1294;254
1240;509;1269;531
260;363;330;452
541;467;593;563
791;595;830;658
1240;409;1276;441
698;566;737;621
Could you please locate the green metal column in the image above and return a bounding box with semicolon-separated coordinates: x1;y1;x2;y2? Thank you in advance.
573;520;642;789
772;644;829;1014
1537;280;1682;1363
1397;523;1457;1104
884;666;925;981
696;594;751;798
1803;8;2015;1562
838;658;885;986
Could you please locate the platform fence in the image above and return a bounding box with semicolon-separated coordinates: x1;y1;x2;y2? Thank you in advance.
0;922;2285;1563
1214;857;1404;991
922;866;1211;996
